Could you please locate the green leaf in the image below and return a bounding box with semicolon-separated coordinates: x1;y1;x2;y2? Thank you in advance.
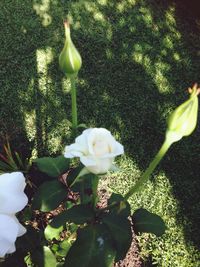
51;243;59;253
102;213;132;261
0;160;14;172
31;246;57;267
67;164;84;186
16;226;43;251
20;206;32;222
0;251;27;266
108;193;131;217
68;223;78;233
35;156;70;177
32;180;67;212
132;208;167;237
44;222;63;240
49;204;95;227
56;239;71;257
64;224;116;267
65;201;74;210
24;254;33;266
63;204;95;224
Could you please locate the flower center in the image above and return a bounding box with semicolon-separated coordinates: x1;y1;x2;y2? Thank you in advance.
93;139;110;156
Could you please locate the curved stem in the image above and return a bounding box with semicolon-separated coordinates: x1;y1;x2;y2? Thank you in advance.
70;76;78;136
124;139;172;201
97;139;172;215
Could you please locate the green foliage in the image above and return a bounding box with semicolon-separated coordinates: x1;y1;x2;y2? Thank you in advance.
48;204;95;227
132;208;166;237
32;180;67;212
53;239;71;258
44;222;63;241
71;173;99;205
16;226;44;252
102;213;132;261
0;141;31;173
67;164;84;186
108;193;131;217
35;156;70;177
64;224;116;267
31;246;57;267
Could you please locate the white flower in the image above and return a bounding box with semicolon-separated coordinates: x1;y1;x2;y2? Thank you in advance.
0;214;26;257
0;172;28;257
64;128;124;174
0;172;28;215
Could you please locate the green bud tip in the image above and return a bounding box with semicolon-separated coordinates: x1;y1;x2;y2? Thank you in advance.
64;20;70;40
188;83;200;96
166;83;199;144
59;20;82;77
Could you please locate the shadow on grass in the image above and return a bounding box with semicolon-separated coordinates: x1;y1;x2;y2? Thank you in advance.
147;0;200;250
73;0;200;252
0;0;74;157
0;0;200;264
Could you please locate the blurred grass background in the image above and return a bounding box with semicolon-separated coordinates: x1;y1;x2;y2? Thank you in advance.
0;0;200;266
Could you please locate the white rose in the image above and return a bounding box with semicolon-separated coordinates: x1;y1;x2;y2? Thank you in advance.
64;128;124;174
0;172;28;215
0;214;26;257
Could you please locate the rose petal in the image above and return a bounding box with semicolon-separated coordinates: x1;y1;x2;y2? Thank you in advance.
0;172;26;192
0;193;28;215
12;216;27;237
113;141;124;155
86;158;113;174
64;133;90;159
88;128;113;156
80;156;97;166
64;143;85;158
0;172;28;214
101;141;124;158
0;214;22;257
76;129;92;152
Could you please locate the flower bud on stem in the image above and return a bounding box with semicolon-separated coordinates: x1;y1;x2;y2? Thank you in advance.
59;21;82;77
59;20;82;137
101;84;199;211
124;84;199;201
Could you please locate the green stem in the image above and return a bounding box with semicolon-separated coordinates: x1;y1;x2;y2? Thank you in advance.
124;139;172;201
70;76;78;136
80;181;84;204
91;176;99;209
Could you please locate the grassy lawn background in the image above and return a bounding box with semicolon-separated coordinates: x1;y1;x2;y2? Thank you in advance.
0;0;200;266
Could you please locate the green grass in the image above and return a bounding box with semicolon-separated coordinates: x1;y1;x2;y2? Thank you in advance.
0;0;200;266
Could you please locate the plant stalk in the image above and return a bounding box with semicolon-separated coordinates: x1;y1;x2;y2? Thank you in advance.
70;76;78;136
124;139;172;201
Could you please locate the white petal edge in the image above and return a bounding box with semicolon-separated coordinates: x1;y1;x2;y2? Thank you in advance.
0;172;28;214
0;214;19;257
